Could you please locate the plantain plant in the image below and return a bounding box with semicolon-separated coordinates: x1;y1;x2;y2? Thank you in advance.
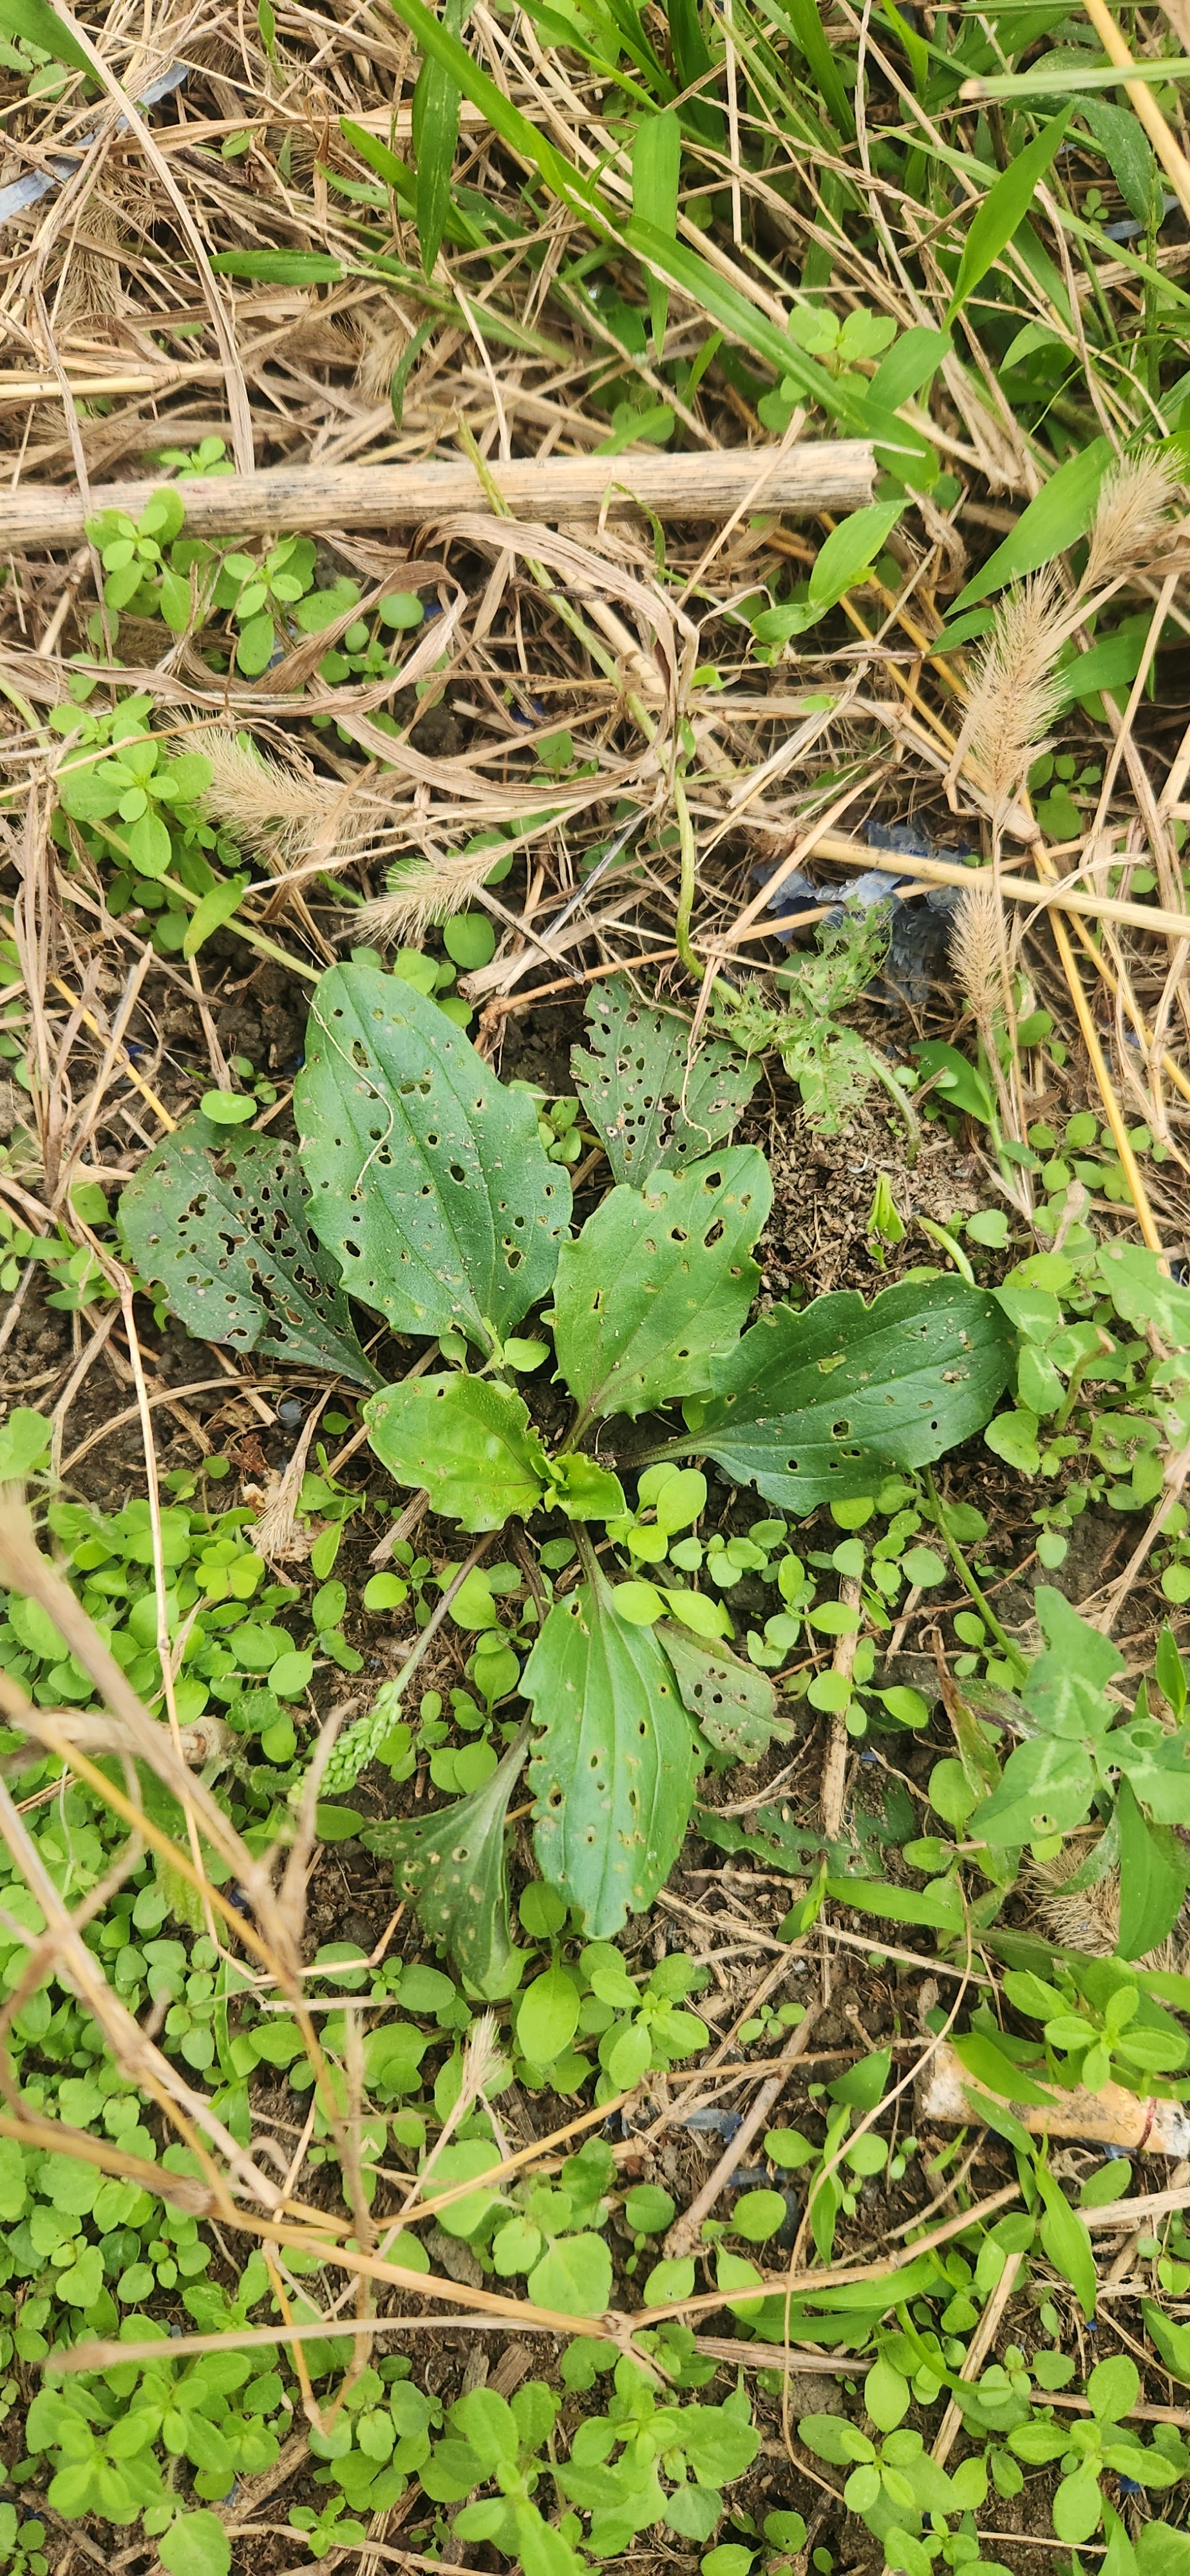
121;961;1013;1988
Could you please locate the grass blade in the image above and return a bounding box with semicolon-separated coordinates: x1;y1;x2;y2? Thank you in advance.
947;108;1071;321
632;110;681;352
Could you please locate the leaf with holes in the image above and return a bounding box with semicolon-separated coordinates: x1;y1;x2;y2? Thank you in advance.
553;1147;770;1432
295;963;571;1354
658;1623;785;1763
661;1276;1012;1508
118;1116;381;1387
364;1372;550;1531
571;974;758;1186
521;1567;698;1937
360;1730;527;1997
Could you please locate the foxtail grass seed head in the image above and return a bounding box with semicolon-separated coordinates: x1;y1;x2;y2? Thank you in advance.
200;728;355;869
949;884;1002;1029
357;848;502;944
965;573;1066;814
1083;449;1178;594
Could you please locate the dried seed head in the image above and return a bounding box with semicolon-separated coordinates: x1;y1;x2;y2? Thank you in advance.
949;883;1002;1028
357;848;502;945
200;729;363;870
965;572;1066;815
1084;449;1178;594
461;2011;504;2107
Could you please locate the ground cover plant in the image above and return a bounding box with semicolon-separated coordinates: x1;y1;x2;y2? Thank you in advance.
11;2;1190;2575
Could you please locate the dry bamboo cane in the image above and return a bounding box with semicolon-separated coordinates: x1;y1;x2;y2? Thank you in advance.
0;442;876;551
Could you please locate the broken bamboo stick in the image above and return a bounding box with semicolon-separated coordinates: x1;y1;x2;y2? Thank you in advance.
919;2040;1190;2155
0;441;876;552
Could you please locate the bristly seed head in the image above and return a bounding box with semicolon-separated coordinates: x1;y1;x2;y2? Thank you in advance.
1084;449;1180;595
965;571;1066;816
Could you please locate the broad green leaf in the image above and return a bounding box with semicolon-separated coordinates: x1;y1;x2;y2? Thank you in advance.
210;250;345;282
0;0;88;66
1088;2356;1140;2423
160;2515;231;2576
549;1453;627;1521
553;1146;770;1428
1035;2168;1097;2320
808;500;905;605
119;1115;381;1387
972;1735;1096;1846
1052;2467;1103;2544
364;1373;549;1531
1142;2300;1190;2386
527;2232;612;2316
697;1801;825;1875
517;1965;582;2065
182;873;249;958
296;962;571;1353
571;973;757;1186
1115;1777;1189;1959
947;110;1070;321
361;1731;526;1996
1078;97;1157;225
951;437;1112;612
632;109;681;351
668;1276;1013;1508
522;1572;698;1937
659;1622;782;1762
1113;1718;1190;1826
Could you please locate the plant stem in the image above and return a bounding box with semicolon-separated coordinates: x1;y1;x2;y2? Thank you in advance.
923;1470;1028;1683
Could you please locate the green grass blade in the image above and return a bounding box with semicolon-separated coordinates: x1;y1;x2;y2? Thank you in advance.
950;435;1112;611
412;55;461;275
750;0;855;138
632;109;681;352
0;0;87;68
947;108;1070;321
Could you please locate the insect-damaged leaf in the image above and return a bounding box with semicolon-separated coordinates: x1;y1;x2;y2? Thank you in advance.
666;1276;1012;1508
659;1622;784;1763
364;1372;550;1531
296;963;571;1354
118;1115;381;1387
521;1571;698;1938
571;974;757;1186
553;1146;770;1428
361;1731;526;1998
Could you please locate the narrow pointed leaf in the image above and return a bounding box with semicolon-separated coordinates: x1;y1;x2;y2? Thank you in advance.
361;1732;526;1996
119;1116;381;1387
296;962;571;1352
522;1576;698;1937
553;1146;770;1425
365;1373;550;1530
632;109;681;352
668;1276;1013;1508
947;110;1070;323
